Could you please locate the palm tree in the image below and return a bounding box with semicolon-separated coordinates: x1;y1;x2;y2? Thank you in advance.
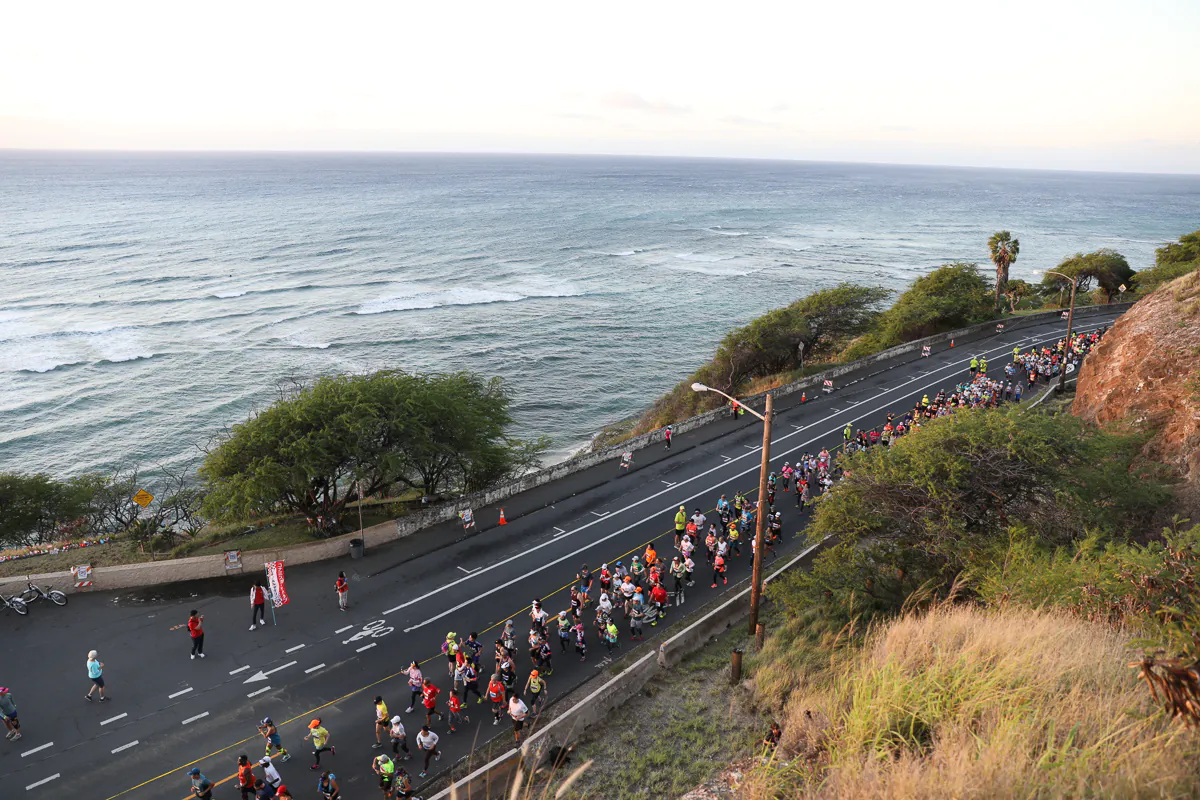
988;231;1020;312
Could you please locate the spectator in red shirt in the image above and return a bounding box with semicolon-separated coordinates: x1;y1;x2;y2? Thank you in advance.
249;583;266;631
188;610;205;659
335;572;349;611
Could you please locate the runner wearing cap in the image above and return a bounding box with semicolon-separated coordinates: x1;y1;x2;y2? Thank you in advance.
389;715;411;759
188;768;214;799
373;753;396;797
258;717;290;761
674;505;687;549
373;696;389;748
303;717;334;769
525;670;547;714
317;769;342;800
0;687;20;741
255;756;282;789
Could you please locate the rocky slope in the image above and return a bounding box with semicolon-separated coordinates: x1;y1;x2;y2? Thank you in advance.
1073;269;1200;507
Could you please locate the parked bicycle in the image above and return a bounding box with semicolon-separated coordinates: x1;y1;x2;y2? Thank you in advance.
1;593;29;616
19;580;67;607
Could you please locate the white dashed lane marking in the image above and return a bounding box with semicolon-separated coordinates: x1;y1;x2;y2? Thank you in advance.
305;663;326;674
285;644;306;654
181;712;209;725
335;625;354;634
246;687;272;698
229;666;250;676
100;713;127;726
168;688;193;699
25;773;60;791
111;740;139;754
357;643;376;653
21;742;53;757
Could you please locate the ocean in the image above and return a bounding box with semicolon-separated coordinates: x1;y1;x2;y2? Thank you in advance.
2;152;1199;478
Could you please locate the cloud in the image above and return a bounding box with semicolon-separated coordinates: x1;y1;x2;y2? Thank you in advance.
721;114;772;128
557;111;601;121
601;91;690;114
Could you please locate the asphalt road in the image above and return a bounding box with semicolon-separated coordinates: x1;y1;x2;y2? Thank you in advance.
0;312;1118;800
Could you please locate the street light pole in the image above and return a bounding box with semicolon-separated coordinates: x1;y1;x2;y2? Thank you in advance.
1040;270;1079;393
691;383;772;637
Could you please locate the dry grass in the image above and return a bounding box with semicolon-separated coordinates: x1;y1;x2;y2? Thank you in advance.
742;605;1200;800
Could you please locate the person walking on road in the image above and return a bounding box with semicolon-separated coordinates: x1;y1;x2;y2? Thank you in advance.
187;610;205;659
415;725;441;778
249;582;267;630
85;650;108;702
188;768;214;799
673;506;687;549
336;572;349;611
0;687;21;741
447;690;469;733
663;424;673;450
304;718;335;769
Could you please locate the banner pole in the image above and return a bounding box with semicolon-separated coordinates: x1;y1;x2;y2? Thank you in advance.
265;564;277;626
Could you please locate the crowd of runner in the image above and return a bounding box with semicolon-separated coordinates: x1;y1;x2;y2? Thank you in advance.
190;329;1107;800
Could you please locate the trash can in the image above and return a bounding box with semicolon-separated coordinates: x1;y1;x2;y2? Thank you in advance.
349;538;365;559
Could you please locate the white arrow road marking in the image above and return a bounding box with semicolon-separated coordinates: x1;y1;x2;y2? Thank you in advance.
168;688;192;699
385;320;1117;629
243;661;298;684
357;643;376;653
661;481;676;487
305;663;327;674
720;454;731;461
335;625;354;634
100;713;127;726
25;774;59;790
181;712;209;725
553;527;567;535
246;687;272;698
285;644;306;653
229;666;250;675
111;740;139;754
589;511;609;517
457;566;480;574
21;742;53;757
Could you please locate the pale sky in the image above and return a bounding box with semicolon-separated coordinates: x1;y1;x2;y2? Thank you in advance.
3;0;1199;173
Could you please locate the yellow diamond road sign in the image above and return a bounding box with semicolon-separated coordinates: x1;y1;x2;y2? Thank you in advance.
133;489;154;508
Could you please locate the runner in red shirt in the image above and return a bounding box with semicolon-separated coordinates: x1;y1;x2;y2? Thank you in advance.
421;679;445;727
486;675;506;725
447;692;468;733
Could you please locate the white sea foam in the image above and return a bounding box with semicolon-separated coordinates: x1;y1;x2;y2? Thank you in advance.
673;252;736;263
707;228;749;237
281;335;332;349
354;283;581;315
211;290;248;298
0;329;159;373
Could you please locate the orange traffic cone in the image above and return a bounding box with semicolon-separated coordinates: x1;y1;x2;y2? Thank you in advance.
801;392;807;403
498;508;508;525
949;339;955;348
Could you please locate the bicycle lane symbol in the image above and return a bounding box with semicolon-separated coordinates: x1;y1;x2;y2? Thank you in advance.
343;619;394;645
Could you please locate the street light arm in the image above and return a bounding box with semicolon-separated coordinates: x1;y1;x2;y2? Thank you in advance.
691;384;766;422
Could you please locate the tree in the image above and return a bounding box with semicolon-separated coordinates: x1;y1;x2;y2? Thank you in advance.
1002;278;1035;312
856;262;994;354
1041;249;1134;304
0;473;95;548
770;407;1169;625
988;231;1020;312
199;370;546;532
710;283;889;390
1134;230;1200;294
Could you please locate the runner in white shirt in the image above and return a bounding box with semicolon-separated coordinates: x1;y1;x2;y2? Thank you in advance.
257;757;282;788
508;695;529;743
415;725;440;778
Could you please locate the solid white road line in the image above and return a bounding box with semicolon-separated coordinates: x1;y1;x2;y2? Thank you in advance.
111;740;139;754
395;322;1113;633
285;644;306;653
229;666;250;675
335;625;354;634
21;742;53;757
246;686;272;698
168;687;193;699
100;713;127;726
305;663;327;674
181;712;209;725
25;773;60;790
357;642;376;653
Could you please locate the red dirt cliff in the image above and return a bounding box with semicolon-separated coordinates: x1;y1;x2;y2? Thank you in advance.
1073;270;1200;505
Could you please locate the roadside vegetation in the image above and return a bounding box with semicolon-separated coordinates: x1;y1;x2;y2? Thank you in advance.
732;381;1200;797
0;370;545;572
628;229;1200;437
